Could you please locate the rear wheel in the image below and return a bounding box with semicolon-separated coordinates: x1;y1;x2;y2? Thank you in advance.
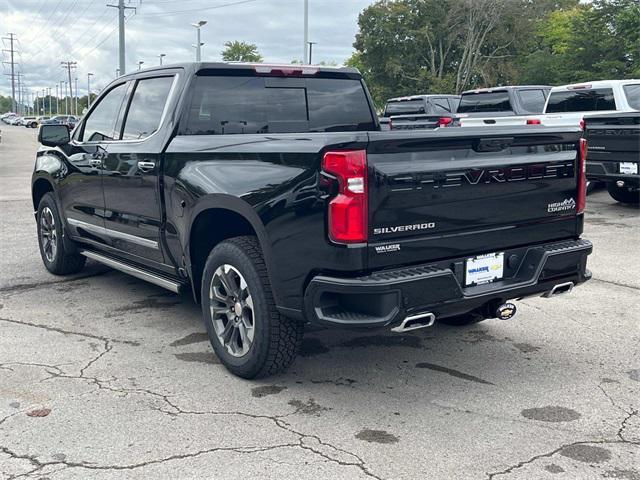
607;183;639;205
201;236;303;378
37;193;86;275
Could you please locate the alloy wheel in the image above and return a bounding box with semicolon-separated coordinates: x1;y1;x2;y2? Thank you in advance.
40;207;58;262
209;264;255;357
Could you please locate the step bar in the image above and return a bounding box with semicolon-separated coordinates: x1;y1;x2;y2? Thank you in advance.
80;250;183;294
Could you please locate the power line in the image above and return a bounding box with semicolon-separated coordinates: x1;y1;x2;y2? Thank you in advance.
135;0;260;17
25;0;65;43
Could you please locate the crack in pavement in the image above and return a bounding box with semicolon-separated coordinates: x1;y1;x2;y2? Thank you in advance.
1;361;384;479
485;405;640;479
590;277;640;292
0;270;109;296
0;317;139;346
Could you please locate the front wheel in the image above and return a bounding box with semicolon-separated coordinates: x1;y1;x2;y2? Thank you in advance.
607;183;639;205
201;236;303;378
37;193;86;275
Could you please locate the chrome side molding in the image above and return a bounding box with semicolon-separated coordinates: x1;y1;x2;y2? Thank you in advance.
391;312;436;333
80;250;182;293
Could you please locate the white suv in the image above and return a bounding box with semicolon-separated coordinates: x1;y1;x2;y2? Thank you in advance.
541;79;639;127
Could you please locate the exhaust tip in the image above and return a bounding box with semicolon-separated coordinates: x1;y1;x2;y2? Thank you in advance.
543;282;574;298
496;302;517;320
391;312;435;333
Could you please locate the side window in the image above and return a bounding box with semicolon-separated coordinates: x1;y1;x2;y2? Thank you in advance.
431;98;452;114
518;89;546;113
121;77;174;140
81;83;127;142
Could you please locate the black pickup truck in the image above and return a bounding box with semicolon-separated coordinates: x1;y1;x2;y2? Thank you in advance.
379;94;460;130
584;112;639;205
33;63;592;378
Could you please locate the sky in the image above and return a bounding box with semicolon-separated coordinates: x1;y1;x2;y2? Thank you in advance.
1;0;373;100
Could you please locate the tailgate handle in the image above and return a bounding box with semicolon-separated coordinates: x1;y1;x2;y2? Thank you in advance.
474;137;514;152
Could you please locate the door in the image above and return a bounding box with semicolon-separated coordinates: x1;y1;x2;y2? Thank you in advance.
101;75;176;264
61;82;129;246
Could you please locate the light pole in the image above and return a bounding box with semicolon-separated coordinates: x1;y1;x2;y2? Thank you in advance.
158;53;166;66
303;0;308;64
42;89;46;115
308;41;317;65
64;81;69;115
87;73;94;109
48;87;52;115
191;20;206;62
55;84;59;114
137;61;144;70
115;68;120;78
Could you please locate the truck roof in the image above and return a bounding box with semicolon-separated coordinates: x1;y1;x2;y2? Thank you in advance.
118;62;360;79
387;94;460;102
549;79;640;92
461;85;551;95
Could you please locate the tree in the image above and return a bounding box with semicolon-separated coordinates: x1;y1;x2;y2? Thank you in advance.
221;41;263;62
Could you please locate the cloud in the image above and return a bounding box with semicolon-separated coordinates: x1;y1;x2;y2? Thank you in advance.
1;0;371;98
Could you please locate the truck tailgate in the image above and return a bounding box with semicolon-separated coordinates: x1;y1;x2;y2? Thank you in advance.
366;127;584;269
585;112;640;164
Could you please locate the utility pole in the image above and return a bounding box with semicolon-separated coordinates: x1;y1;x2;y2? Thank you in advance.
59;81;65;114
158;53;166;66
56;84;59;114
61;61;77;115
2;33;18;112
87;72;94;108
16;73;22;115
74;77;78;115
47;87;51;115
308;41;317;65
191;21;206;61
42;89;46;115
115;68;120;77
64;81;69;115
107;0;136;75
303;0;309;64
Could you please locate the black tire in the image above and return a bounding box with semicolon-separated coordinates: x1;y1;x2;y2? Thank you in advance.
37;193;86;275
200;236;303;378
607;183;639;205
29;122;37;128
438;312;485;327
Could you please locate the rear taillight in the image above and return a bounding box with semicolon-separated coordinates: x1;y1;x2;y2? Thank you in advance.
577;138;587;214
322;150;368;244
437;117;453;127
579;118;585;130
526;118;541;125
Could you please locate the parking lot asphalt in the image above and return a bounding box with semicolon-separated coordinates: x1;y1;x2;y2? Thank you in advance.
0;125;638;480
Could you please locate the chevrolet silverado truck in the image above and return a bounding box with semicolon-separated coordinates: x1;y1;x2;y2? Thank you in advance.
584;111;639;205
380;94;460;130
456;85;551;127
33;63;592;378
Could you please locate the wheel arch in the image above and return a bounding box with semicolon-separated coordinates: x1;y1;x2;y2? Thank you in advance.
186;195;278;305
32;176;55;212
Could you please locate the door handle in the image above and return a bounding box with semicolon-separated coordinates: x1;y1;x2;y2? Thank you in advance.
89;158;103;168
137;161;156;173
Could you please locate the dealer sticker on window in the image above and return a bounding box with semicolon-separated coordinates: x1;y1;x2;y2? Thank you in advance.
620;162;638;175
465;252;504;286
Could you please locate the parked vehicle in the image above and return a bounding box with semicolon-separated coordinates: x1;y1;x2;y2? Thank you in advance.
42;115;80;130
21;116;37;128
380;94;460;130
541;80;639;127
456;85;551;127
584;111;639;205
7;116;23;125
33;62;592;378
1;112;17;123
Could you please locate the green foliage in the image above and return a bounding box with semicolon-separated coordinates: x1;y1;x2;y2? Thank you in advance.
221;41;263;63
0;95;14;114
351;0;639;105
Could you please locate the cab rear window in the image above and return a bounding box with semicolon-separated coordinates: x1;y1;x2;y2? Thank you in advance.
384;100;425;117
623;84;640;110
545;88;616;113
457;91;512;113
183;75;376;134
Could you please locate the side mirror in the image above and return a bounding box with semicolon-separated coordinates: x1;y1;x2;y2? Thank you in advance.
38;124;70;147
